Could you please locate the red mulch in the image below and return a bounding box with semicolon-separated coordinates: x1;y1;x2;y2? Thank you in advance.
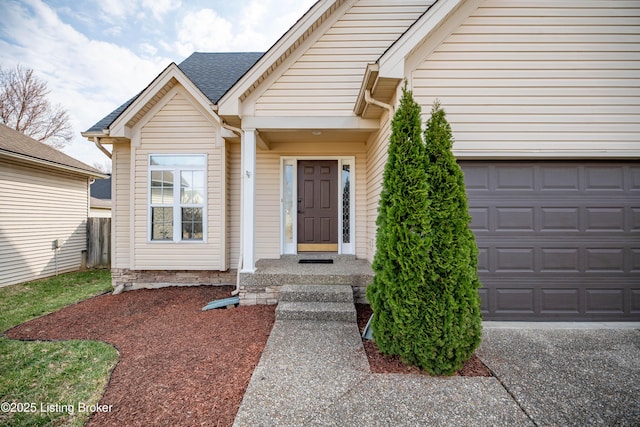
6;286;275;427
5;287;489;426
355;304;491;377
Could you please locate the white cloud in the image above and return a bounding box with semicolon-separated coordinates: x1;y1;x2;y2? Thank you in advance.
0;0;170;165
175;9;234;56
139;42;158;56
173;0;316;54
141;0;182;21
97;0;132;21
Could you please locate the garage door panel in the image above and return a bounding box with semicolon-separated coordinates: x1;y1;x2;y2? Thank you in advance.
586;248;625;272
496;207;535;231
496;166;535;191
632;290;640;313
585;166;625;191
586;289;624;314
541;207;580;231
540;166;580;191
541;248;580;272
462;161;640;321
540;289;580;314
631;208;640;230
586;207;625;231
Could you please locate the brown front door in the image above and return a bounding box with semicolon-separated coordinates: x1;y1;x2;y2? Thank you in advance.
297;160;338;252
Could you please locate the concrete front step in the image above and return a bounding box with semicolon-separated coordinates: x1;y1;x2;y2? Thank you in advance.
279;284;354;303
276;301;357;322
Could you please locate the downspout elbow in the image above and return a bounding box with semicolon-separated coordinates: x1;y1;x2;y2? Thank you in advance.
93;137;112;159
221;121;242;136
364;90;394;116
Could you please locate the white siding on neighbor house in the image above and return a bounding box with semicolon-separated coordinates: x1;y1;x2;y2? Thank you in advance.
255;0;432;117
112;142;131;269
0;161;89;287
412;0;640;156
254;141;368;260
132;89;225;270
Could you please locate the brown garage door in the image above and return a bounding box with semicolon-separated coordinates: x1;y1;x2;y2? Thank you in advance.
461;161;640;321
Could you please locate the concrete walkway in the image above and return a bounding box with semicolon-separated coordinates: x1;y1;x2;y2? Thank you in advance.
234;318;638;426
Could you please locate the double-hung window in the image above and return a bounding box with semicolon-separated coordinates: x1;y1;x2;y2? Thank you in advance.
149;154;206;242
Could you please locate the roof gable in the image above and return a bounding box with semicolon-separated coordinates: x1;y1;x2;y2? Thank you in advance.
0;124;104;177
85;52;262;134
218;0;346;117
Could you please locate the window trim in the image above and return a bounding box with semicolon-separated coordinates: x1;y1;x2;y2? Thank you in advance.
148;154;207;243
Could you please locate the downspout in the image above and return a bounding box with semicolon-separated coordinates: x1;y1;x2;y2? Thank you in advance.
93;137;112;159
221;121;244;296
364;90;395;116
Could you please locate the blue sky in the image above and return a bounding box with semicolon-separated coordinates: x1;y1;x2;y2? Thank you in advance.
0;0;317;168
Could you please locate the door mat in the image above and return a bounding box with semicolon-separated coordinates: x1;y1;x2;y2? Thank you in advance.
298;259;334;264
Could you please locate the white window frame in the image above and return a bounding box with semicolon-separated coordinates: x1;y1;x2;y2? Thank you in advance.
148;154;207;243
280;156;355;255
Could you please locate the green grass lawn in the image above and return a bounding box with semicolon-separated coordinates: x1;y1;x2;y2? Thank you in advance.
0;270;119;427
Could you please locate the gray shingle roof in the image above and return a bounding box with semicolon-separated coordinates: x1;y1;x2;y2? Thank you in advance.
85;52;263;133
0;123;104;176
90;176;112;199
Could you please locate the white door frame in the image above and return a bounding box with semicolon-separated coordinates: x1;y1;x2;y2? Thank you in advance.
280;156;355;255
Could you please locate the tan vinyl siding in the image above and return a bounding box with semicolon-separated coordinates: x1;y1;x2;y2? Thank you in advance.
412;0;640;155
0;161;88;287
228;142;241;267
354;152;367;259
256;0;432;116
113;142;131;269
365;109;392;262
255;150;281;260
132;89;224;270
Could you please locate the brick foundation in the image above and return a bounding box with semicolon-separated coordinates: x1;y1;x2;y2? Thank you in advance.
111;269;237;291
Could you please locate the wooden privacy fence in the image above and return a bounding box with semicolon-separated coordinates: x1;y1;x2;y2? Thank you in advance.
87;217;111;268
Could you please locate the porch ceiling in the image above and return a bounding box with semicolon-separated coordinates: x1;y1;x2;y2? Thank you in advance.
258;128;375;146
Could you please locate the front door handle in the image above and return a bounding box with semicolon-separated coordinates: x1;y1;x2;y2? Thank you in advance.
298;210;304;214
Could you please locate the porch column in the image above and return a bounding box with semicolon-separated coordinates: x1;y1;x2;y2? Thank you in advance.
241;128;256;273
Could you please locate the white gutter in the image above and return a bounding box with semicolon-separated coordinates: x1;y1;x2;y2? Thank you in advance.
221;121;244;297
364;90;394;116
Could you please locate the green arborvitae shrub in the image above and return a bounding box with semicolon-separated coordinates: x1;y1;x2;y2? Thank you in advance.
367;93;482;376
420;100;482;375
366;84;431;360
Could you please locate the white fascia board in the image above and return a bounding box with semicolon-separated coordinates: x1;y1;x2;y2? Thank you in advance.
242;116;380;131
109;63;217;138
378;0;464;79
217;0;341;117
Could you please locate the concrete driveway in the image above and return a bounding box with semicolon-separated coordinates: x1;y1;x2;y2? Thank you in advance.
479;324;640;427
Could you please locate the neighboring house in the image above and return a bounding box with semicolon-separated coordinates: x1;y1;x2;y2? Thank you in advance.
83;0;639;320
0;124;106;287
90;175;112;218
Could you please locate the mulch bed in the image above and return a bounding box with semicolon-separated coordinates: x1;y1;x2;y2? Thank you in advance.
6;286;275;427
356;304;491;377
6;287;490;426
